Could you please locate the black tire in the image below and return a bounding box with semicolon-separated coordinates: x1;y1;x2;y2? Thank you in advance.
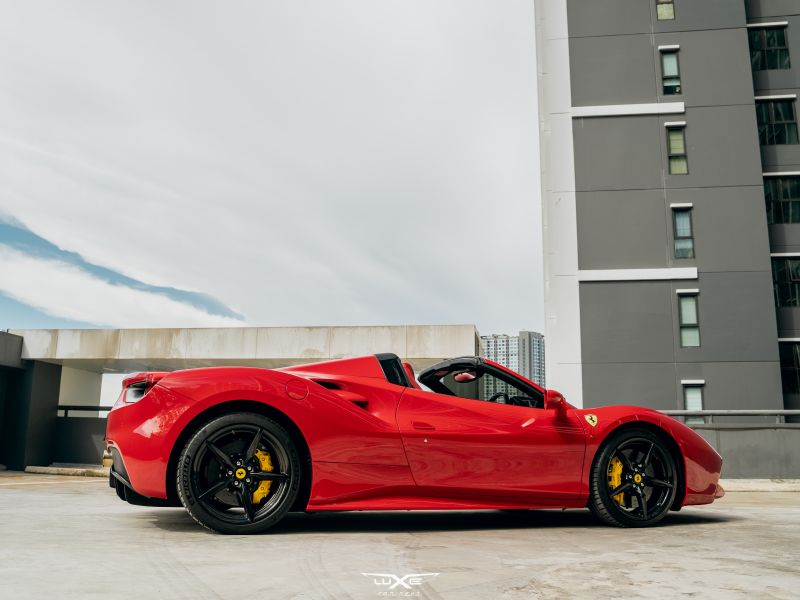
588;428;678;528
177;412;301;534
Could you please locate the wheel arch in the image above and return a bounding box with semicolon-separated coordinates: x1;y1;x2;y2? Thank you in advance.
165;399;313;512
591;420;686;510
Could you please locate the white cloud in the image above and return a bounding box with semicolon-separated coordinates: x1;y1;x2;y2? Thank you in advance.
0;0;542;335
0;245;243;328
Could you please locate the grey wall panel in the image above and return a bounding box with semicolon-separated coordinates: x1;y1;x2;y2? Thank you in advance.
583;361;782;412
673;272;779;363
673;29;756;108
580;281;676;364
761;145;800;170
580;275;778;367
654;0;746;33
776;307;800;337
573;116;664;191
668;186;772;273
767;224;800;254
667;105;763;189
569;18;752;109
582;362;677;409
576;190;669;270
746;0;800;19
575;182;770;275
688;361;783;410
574;106;762;192
570;35;658;107
567;0;652;38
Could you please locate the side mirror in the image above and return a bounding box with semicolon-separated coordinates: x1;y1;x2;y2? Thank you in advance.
545;389;567;412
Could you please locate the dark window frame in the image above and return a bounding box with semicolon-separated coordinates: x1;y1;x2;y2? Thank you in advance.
420;360;544;409
660;49;682;95
749;25;791;71
667;126;689;175
756;99;800;145
672;207;695;259
772;257;800;307
764;176;800;224
678;292;700;348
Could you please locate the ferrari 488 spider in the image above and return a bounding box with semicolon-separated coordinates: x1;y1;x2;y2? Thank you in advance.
106;353;723;533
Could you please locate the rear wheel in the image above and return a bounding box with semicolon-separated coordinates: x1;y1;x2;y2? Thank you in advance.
588;428;678;527
177;413;301;534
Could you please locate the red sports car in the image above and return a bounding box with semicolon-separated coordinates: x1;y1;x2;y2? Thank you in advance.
106;353;724;533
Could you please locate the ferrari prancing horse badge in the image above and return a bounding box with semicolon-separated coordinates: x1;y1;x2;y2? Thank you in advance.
584;414;598;427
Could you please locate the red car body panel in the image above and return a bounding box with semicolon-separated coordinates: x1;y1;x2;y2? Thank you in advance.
105;355;724;510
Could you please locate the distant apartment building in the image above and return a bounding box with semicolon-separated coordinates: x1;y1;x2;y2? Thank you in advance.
481;332;546;393
535;0;799;413
519;331;546;388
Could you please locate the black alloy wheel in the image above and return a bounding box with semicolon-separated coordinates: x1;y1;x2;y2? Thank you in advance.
589;428;678;527
177;413;301;534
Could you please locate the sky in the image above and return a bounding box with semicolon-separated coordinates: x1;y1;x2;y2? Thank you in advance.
0;0;543;336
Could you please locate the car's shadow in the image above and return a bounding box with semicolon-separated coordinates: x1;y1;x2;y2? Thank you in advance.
143;507;737;535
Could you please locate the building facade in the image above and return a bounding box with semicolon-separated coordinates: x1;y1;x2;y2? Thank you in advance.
519;330;546;387
481;332;546;388
535;0;799;411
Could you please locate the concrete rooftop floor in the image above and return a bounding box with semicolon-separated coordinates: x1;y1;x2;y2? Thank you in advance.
0;472;798;599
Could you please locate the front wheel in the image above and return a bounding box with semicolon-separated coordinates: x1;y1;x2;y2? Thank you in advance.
177;413;301;534
588;428;678;527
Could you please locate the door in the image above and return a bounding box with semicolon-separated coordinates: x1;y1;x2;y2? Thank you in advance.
396;366;586;500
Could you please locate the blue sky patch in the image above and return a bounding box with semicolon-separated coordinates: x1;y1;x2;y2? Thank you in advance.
0;217;243;327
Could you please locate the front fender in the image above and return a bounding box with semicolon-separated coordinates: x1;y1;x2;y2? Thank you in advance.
576;406;723;507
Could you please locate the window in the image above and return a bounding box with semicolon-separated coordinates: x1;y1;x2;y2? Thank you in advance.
772;257;800;307
749;26;791;71
661;50;681;95
424;363;544;408
683;386;704;425
756;100;800;145
667;126;688;174
779;343;800;395
678;293;700;347
765;176;800;224
672;208;694;258
656;0;674;21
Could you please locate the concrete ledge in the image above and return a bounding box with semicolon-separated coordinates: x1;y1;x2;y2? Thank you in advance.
720;478;800;492
25;466;109;478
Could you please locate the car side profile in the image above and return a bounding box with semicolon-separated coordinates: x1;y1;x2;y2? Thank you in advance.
105;353;724;534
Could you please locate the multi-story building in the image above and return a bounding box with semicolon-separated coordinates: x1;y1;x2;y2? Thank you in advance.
535;0;798;413
519;330;546;387
481;334;520;399
481;332;546;390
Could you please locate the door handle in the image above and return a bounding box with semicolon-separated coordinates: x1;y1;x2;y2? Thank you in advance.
412;421;435;430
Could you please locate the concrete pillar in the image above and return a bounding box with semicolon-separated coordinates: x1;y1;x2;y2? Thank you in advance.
0;361;62;470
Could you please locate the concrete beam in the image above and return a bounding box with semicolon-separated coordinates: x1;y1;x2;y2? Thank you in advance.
8;325;480;373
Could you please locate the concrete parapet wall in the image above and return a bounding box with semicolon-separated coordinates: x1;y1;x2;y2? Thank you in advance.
693;425;800;478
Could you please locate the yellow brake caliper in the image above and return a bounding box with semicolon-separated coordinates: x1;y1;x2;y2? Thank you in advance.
607;456;624;506
252;449;274;504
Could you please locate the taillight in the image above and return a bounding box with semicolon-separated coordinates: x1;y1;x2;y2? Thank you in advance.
121;372;169;403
